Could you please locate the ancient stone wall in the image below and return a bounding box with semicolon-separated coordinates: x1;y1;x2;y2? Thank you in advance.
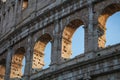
0;0;120;80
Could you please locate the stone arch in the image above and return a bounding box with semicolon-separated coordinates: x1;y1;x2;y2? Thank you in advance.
32;33;52;72
10;47;25;79
98;3;120;48
62;19;84;59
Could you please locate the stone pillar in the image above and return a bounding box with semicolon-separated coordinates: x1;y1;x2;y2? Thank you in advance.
84;25;89;53
1;11;4;34
5;10;8;33
23;35;33;80
87;1;96;52
20;0;23;11
10;4;15;27
50;20;62;70
0;16;2;35
5;47;14;80
51;34;61;64
14;0;18;23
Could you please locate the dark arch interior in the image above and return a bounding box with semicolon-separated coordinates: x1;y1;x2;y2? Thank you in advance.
98;3;120;48
62;19;84;59
10;47;25;79
32;33;52;73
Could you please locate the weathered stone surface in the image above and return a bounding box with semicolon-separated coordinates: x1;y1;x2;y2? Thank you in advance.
0;0;120;80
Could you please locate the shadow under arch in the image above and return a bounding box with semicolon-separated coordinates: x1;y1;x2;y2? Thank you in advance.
62;19;84;59
98;3;120;48
10;47;25;79
32;33;52;73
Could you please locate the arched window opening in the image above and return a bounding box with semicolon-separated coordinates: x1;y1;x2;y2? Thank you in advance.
98;4;120;48
22;57;25;74
62;19;84;59
32;33;52;73
106;11;120;46
0;60;6;80
10;47;25;79
43;42;51;69
71;25;84;58
22;0;28;10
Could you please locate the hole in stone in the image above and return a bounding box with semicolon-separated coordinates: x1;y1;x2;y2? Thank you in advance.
97;54;101;56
